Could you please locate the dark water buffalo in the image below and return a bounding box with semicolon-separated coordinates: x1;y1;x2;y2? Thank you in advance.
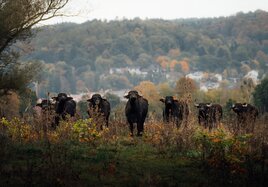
124;90;148;136
195;103;223;130
87;94;111;129
160;96;189;128
231;103;258;133
52;93;76;126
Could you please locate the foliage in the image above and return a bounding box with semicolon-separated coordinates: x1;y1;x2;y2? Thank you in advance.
194;128;252;175
0;91;20;120
143;122;197;156
134;81;162;114
0;58;41;94
0;0;69;54
19;88;38;114
0;0;69;96
1;117;34;142
77;100;89;119
19;10;268;95
175;77;197;102
104;92;120;108
253;77;268;112
0;114;268;186
72;119;104;144
157;82;175;97
239;78;256;103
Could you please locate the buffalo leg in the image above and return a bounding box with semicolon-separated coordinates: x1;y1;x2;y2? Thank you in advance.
176;119;179;128
204;120;208;129
137;122;144;136
208;122;213;131
128;121;134;136
184;115;188;128
54;115;60;127
198;116;203;126
176;117;182;128
105;117;109;128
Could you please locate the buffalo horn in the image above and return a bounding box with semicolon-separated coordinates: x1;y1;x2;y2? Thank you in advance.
206;103;212;107
242;103;248;107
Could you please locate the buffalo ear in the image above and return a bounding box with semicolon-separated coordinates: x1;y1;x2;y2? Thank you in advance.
52;96;58;101
124;94;130;99
160;98;165;103
87;98;92;102
67;97;73;101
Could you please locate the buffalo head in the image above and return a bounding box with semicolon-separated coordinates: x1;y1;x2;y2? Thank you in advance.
52;93;73;103
160;96;178;107
194;103;211;112
36;98;53;110
87;94;103;106
231;103;247;113
124;90;142;103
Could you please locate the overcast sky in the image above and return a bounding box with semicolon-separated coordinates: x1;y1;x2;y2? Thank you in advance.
40;0;268;25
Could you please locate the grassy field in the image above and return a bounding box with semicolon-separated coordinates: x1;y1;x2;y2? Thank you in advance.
0;115;268;186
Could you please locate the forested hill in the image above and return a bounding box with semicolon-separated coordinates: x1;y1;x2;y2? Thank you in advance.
23;10;268;95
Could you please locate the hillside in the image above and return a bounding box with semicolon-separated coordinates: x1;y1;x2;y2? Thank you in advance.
22;10;268;96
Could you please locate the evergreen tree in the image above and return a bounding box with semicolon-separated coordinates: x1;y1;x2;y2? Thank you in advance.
253;78;268;113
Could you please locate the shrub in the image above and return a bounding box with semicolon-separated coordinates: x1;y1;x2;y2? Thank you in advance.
194;127;252;176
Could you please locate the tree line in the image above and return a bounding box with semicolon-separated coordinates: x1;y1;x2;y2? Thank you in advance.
20;10;268;95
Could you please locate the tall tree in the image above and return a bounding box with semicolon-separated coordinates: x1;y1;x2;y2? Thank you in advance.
175;77;197;102
253;78;268;113
0;0;69;54
0;0;69;95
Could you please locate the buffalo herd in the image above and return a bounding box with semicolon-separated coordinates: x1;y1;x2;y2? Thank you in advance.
34;91;260;136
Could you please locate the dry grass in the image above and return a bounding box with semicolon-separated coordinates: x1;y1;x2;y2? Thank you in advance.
1;110;268;186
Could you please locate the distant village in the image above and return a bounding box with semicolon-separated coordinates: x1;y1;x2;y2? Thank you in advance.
69;65;260;102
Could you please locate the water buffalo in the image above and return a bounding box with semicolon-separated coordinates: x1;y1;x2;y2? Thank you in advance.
195;103;223;130
33;98;54;118
36;98;54;111
52;93;76;126
160;96;189;128
231;103;258;133
87;94;111;129
124;90;148;136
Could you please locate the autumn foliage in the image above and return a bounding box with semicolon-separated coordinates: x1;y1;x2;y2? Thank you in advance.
156;55;190;73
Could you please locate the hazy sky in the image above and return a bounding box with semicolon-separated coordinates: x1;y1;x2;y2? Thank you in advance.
40;0;268;25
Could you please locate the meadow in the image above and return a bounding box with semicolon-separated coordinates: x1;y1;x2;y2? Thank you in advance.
0;111;268;187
